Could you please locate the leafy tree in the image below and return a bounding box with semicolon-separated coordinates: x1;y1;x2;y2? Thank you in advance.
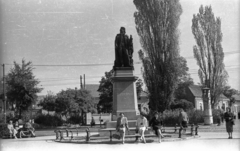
38;91;56;114
223;86;239;107
223;86;238;99
134;0;183;112
5;59;42;118
170;99;194;111
97;70;143;113
136;79;144;99
192;5;228;108
55;88;96;121
97;70;114;113
174;57;194;100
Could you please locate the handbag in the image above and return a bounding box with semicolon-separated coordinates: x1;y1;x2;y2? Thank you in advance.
112;133;121;140
231;120;235;125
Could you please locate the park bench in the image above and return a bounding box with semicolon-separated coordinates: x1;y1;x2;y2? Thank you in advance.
158;123;199;138
178;124;199;138
54;128;86;141
2;124;35;139
54;124;199;142
86;127;172;142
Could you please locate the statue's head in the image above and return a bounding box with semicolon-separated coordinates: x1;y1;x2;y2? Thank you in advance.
120;27;126;34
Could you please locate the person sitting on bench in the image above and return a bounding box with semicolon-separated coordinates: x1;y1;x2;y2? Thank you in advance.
23;119;36;137
14;120;25;138
136;114;148;144
149;111;164;143
7;120;18;139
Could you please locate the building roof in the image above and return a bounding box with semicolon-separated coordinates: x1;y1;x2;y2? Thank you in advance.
85;84;100;98
188;85;229;100
232;94;240;101
219;94;228;100
188;85;202;97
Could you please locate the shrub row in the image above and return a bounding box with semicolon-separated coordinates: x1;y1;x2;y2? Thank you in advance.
34;114;63;127
0;123;9;138
145;109;222;126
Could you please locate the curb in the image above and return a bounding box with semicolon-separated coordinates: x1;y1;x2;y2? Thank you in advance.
53;134;200;144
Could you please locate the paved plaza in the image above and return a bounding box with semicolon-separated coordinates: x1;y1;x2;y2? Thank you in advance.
1;120;240;151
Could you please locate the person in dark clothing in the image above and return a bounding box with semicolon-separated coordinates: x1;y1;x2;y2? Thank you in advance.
149;112;164;143
14;120;25;138
90;117;95;127
224;107;234;139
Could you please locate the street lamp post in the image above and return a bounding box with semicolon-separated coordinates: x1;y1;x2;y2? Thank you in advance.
31;104;35;120
99;113;102;128
2;64;6;123
4;96;7;124
202;85;213;125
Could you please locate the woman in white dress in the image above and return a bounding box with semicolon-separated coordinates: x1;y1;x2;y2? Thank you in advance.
136;114;148;143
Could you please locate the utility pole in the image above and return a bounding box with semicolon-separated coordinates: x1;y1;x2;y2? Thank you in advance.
2;64;6;123
80;75;81;89
83;74;85;89
80;75;83;89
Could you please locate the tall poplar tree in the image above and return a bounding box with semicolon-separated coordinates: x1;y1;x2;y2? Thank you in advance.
134;0;183;112
192;5;228;108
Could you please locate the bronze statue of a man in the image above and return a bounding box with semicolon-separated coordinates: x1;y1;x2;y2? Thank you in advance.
114;27;134;69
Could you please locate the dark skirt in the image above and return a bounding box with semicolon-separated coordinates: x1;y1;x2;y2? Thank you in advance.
153;126;161;136
226;121;233;132
181;121;188;128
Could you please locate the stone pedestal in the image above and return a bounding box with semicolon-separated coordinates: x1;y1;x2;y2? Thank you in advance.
99;67;141;137
111;67;140;121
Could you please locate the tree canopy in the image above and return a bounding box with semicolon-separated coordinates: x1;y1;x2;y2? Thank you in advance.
38;91;56;114
223;86;239;107
55;88;96;120
192;5;228;108
5;59;42;118
134;0;184;112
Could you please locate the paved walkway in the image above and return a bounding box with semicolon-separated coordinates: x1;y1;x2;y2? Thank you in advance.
1;131;239;151
1;120;240;151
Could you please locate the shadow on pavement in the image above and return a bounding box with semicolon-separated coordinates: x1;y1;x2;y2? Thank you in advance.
54;139;155;145
198;138;240;140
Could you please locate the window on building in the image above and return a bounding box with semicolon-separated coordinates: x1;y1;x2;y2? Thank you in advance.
199;103;203;111
222;103;226;111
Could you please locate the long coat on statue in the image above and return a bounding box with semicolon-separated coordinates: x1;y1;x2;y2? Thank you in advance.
114;33;131;67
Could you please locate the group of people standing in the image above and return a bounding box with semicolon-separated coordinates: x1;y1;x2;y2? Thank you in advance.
115;112;165;144
7;119;36;139
114;107;236;144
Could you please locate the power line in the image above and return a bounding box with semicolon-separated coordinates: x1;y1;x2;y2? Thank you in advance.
4;62;142;67
37;65;239;82
183;51;240;59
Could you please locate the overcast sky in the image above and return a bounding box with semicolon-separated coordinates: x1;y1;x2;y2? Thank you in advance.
0;0;239;95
